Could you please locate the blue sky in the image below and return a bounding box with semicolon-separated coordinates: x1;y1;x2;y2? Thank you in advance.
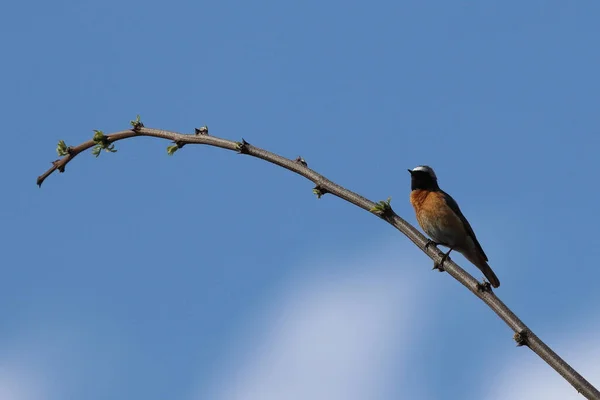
2;0;600;399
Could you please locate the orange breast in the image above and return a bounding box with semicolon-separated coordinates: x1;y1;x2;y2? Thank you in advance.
410;190;466;246
409;189;430;210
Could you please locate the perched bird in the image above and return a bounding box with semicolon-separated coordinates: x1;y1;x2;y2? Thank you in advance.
408;165;500;288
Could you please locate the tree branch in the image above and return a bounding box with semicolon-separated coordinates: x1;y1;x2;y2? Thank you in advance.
37;125;600;400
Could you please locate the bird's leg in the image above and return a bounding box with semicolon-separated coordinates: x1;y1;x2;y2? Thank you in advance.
433;248;453;272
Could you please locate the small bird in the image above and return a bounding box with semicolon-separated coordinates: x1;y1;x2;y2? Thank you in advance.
408;165;500;288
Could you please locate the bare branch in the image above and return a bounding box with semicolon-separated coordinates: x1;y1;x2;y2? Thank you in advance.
37;126;600;399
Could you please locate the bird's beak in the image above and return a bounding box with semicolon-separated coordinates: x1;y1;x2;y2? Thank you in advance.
407;169;413;174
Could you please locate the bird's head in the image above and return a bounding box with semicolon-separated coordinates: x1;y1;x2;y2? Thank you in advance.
408;165;439;191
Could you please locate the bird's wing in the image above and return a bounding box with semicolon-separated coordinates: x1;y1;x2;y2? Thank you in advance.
440;190;488;261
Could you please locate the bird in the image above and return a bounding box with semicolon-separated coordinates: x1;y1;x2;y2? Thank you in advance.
408;165;500;288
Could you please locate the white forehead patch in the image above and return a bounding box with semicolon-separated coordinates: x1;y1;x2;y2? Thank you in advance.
411;165;437;179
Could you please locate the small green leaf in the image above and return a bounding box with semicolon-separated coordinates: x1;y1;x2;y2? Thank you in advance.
167;145;179;155
130;115;140;126
90;130;118;156
370;197;392;214
130;115;144;130
93;130;105;143
312;186;329;199
235;139;250;153
56;140;68;156
92;145;102;157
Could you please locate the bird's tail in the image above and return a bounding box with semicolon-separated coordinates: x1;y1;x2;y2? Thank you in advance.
463;251;500;288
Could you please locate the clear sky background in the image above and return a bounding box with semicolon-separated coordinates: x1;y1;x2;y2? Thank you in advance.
2;1;600;399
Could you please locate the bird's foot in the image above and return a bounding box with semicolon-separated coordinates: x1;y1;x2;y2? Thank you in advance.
432;249;453;272
432;261;445;272
425;240;440;251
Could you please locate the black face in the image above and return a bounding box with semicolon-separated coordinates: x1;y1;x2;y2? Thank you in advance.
408;170;440;191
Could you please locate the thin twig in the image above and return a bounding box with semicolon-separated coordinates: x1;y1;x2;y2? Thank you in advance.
37;126;600;400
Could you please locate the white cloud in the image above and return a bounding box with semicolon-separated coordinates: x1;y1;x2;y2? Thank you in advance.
0;324;120;400
484;326;600;400
200;247;430;400
0;331;67;400
0;363;46;400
